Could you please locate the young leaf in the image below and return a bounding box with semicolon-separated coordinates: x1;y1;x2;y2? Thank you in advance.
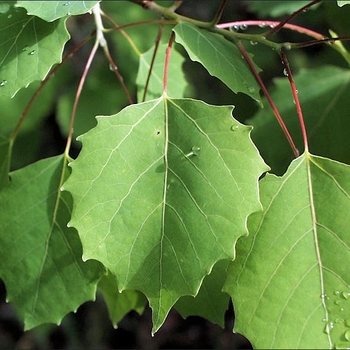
174;259;230;328
98;271;146;328
173;22;261;103
63;96;268;332
0;4;69;97
0;155;105;330
224;153;350;349
16;1;99;22
136;43;188;102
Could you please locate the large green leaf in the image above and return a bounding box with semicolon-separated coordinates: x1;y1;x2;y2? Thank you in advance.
249;66;350;174
63;96;268;332
0;155;105;329
0;3;69;97
173;22;261;103
224;153;350;348
136;43;187;102
16;1;99;22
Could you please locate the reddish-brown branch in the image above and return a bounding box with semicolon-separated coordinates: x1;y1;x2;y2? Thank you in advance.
142;24;164;102
10;34;94;142
163;32;175;94
65;39;99;156
280;52;309;152
264;0;322;37
237;41;299;157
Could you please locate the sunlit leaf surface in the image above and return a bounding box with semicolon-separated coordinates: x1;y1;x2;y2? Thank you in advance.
64;96;268;332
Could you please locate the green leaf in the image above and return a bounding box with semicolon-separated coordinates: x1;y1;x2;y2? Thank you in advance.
249;66;350;175
136;43;187;102
224;153;350;348
16;1;99;22
175;259;230;328
173;22;261;103
0;155;105;329
98;272;146;328
63;96;268;332
0;3;69;97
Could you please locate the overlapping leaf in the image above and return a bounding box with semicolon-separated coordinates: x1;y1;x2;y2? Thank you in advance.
16;1;99;22
249;66;350;174
224;153;350;348
0;155;105;329
63;96;268;332
0;3;69;97
174;259;230;328
173;22;261;103
98;271;146;328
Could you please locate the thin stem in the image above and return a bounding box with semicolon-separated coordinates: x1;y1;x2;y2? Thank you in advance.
64;38;99;157
142;24;164;102
237;41;299;157
163;32;175;94
265;0;322;37
210;0;227;26
217;21;324;40
101;10;142;56
10;33;94;142
280;52;309;152
93;3;134;104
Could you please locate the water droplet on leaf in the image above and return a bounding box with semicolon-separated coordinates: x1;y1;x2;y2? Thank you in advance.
283;68;289;76
0;80;7;87
283;42;292;50
250;41;257;45
22;45;29;51
63;1;71;6
342;291;350;299
230;25;239;32
259;22;266;28
191;146;201;156
345;329;350;341
324;322;334;334
239;24;248;31
248;86;255;93
231;125;239;131
29;50;35;55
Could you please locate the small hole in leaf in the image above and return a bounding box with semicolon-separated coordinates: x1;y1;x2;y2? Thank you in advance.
156;130;161;135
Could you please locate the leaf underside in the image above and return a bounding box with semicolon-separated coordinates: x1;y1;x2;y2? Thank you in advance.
63;96;268;332
224;153;350;349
